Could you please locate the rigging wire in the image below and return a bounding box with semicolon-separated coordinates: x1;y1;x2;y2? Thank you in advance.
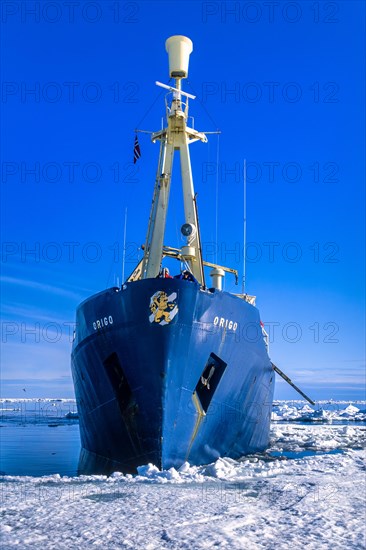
185;79;221;273
186;80;221;130
134;79;172;131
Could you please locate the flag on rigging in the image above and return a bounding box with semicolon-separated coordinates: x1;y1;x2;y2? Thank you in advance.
133;134;141;164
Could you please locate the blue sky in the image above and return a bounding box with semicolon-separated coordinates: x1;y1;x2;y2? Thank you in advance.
1;0;365;400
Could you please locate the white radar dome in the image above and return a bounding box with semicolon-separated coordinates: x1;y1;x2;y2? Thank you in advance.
165;35;193;79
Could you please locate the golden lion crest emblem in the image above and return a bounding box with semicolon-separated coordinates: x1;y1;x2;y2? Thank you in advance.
149;291;178;326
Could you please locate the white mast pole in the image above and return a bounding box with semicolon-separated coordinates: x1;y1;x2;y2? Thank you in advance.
242;159;247;294
122;207;128;283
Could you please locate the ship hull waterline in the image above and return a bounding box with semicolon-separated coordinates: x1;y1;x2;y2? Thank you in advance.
71;278;275;474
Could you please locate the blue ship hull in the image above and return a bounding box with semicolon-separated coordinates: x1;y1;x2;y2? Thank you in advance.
71;278;274;473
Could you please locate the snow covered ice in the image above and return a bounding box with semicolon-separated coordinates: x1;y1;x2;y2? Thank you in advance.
1;448;365;549
1;400;365;549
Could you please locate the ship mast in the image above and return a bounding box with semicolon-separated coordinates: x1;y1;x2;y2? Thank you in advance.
141;36;207;285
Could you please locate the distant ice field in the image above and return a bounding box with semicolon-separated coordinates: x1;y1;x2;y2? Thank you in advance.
0;399;365;476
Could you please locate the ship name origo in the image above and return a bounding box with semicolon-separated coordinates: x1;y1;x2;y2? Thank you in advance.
93;316;114;330
91;314;237;330
213;316;238;331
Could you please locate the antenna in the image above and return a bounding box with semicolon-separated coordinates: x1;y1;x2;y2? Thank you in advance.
242;159;247;294
155;81;195;100
122;207;128;283
215;134;220;264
